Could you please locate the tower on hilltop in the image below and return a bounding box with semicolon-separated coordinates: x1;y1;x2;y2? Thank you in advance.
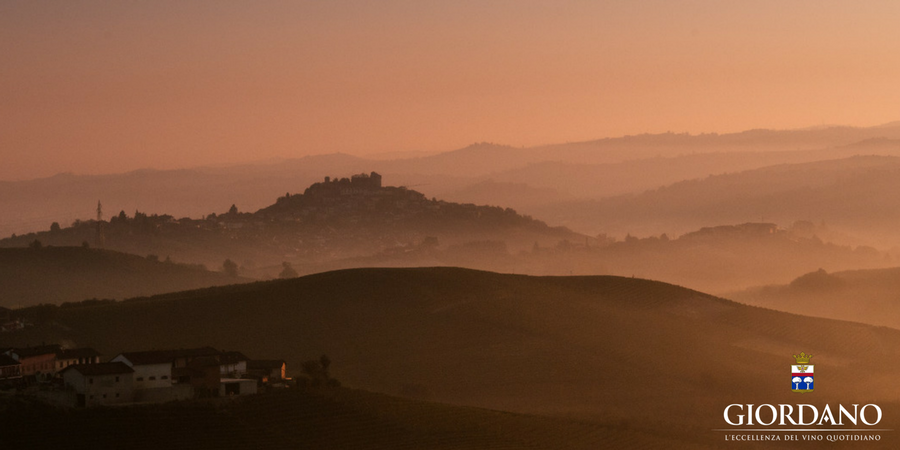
350;171;382;189
96;200;105;248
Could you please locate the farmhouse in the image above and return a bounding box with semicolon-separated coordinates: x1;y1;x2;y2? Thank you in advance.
4;345;102;381
56;347;101;371
7;345;59;380
61;362;134;407
0;354;21;380
111;351;174;390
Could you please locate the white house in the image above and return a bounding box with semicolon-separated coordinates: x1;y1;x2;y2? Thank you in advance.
61;362;134;407
111;351;174;390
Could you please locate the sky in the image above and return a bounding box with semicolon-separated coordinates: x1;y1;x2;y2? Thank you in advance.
2;0;900;181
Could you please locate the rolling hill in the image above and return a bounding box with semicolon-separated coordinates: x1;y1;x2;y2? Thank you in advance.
728;267;900;329
0;388;722;450
533;155;900;246
0;247;247;308
5;267;900;440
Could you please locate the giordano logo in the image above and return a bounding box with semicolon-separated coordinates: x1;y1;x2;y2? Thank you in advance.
719;352;887;443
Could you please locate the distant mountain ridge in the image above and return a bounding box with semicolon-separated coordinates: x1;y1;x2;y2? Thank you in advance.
4;123;900;239
532;154;900;247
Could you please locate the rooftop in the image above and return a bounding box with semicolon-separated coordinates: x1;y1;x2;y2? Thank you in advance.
12;344;62;358
58;348;101;360
117;347;222;366
62;362;134;376
248;360;285;370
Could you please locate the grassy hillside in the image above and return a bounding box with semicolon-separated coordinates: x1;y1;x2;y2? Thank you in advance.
4;267;900;439
0;247;247;308
728;267;900;328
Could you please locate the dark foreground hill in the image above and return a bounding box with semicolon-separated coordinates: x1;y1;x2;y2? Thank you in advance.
0;247;247;308
1;388;726;450
4;267;900;445
729;267;900;328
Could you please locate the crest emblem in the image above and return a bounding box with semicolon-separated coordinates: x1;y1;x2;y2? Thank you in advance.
791;352;814;392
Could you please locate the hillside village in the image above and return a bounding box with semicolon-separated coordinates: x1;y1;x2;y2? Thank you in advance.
0;172;577;277
0;344;288;407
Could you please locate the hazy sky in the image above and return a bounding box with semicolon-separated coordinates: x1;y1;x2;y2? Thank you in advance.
2;1;900;181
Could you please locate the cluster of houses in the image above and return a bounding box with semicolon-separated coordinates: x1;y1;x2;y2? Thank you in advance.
0;344;286;407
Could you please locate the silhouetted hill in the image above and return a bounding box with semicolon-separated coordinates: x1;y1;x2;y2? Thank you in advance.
0;387;725;450
534;155;900;246
0;153;373;239
407;124;900;173
0;247;247;308
482;138;900;201
5;267;900;438
0;176;581;278
729;267;900;328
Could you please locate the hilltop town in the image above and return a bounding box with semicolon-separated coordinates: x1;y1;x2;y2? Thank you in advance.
0;172;579;278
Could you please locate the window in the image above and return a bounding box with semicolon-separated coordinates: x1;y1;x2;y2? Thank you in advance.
89;378;93;384
161;376;168;380
149;376;156;380
136;377;144;381
115;376;120;382
102;394;107;399
90;395;94;400
115;393;119;398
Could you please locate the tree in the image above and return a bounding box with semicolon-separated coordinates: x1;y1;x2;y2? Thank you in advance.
301;360;324;386
50;222;60;232
228;204;238;215
279;262;298;279
804;376;813;389
792;377;802;390
299;355;338;388
81;241;90;249
222;259;239;277
29;239;43;249
319;354;331;380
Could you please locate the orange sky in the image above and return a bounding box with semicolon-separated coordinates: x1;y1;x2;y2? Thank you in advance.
2;1;899;181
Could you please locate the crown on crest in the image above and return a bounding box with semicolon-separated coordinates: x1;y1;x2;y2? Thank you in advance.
793;352;812;364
